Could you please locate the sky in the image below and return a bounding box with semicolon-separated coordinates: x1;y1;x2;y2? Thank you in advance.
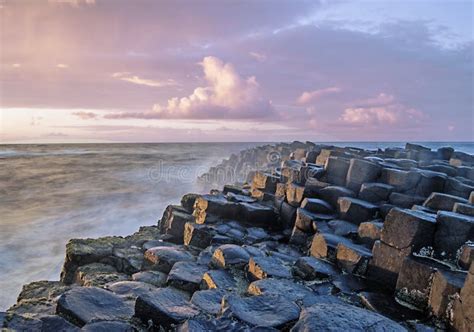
0;0;473;143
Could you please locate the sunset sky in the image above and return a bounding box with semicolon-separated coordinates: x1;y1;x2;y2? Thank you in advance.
1;0;473;143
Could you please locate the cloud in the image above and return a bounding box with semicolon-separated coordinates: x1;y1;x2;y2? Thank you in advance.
72;111;98;119
56;63;69;68
296;87;341;105
48;0;95;6
339;93;425;126
106;56;274;120
249;52;267;62
12;63;21;68
112;72;178;88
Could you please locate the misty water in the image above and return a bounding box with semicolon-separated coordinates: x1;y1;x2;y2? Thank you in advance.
0;141;473;310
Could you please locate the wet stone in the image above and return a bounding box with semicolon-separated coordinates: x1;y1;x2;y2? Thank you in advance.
423;192;469;211
389;192;425;208
381;208;436;251
202;269;237;290
318;186;356;208
293;256;339;280
328;219;358;237
433;211;474;260
248;256;292;280
160;206;194;242
56;287;134;327
291;302;406;332
132;270;167;287
248;278;318;306
135;287;200;328
301;198;334;214
359;292;424;322
183;223;214;248
239;202;278;227
190;289;227;315
167;261;208;292
81;320;135;332
106;281;157;300
358;182;394;203
144;246;195;273
345;158;382;192
39;315;80;331
286;182;306;207
222;294;300;328
211;244;250;268
324;156;350;186
337;197;378;225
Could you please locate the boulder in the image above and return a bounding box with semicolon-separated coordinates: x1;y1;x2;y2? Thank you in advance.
190;289;227;315
222;294;300;328
183;222;214;248
346;159;382;192
429;269;466;318
201;269;237;290
367;241;412;288
336;241;372;275
211;244;250;268
423;192;469;211
56;287;134;327
414;170;447;197
144;246;195;273
433;211;474;260
135;287;200;328
286;182;305;207
167;261;208;292
290;302;406;331
293;256;339;280
300;198;333;214
358;221;383;246
318;186;356;208
248;256;292;280
453;202;474;217
381;208;436;251
160;205;193;239
337;197;378;224
358;183;393;203
324;157;350;186
379;168;421;193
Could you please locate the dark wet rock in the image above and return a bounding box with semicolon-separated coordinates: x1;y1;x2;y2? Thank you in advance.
183;222;214;248
248;256;292;280
290;302;406;331
135;287;199;328
279;201;297;228
328;219;358;237
248;278;317;306
160;205;194;242
406;143;431;152
453;202;474;217
132;270;167;287
211;244;250;268
245;227;271;244
318;186;356;208
358;221;383;246
337;197;378;224
239;202;278;228
106;281;157;301
395;256;441;309
222;294;300;328
389;192;425;208
286;182;305;207
433;211;474;260
367;241;411;288
226;192;256;204
56;287;134;327
324;156;350;186
167;261;208;292
193;194;240;223
423;192;469;211
201;269;237;290
428;269;466;318
358;183;393;203
181;193;200;213
444;177;474;199
381;208;436;251
177;316;270;332
7;297;56;318
458;243;474;270
295;208;319;233
304;177;330;197
81;320;135;332
74;263;128;287
190;289;227;315
293;256;339;280
359;292;424;322
289;226;309;247
61;236;127;284
346;159;382;192
301;198;333;214
336;241;372;275
413;169;447;197
144;246;195;273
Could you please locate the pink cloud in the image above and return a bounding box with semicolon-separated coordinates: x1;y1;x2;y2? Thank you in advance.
296;87;341;105
106;56;274;120
72;111;98;119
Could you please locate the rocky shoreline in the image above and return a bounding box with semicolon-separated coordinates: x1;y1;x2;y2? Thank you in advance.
2;142;473;331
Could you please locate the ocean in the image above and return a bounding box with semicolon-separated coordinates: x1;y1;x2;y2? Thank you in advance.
0;141;472;310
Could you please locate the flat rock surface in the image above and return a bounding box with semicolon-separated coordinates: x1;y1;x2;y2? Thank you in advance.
248;278;317;305
56;287;134;327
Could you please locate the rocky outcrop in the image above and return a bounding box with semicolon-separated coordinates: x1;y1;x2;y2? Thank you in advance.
3;142;474;331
